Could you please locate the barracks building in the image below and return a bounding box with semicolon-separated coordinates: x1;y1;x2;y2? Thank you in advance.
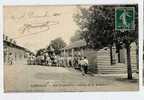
3;34;33;65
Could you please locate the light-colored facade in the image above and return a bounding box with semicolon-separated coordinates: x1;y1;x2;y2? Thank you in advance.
3;35;32;65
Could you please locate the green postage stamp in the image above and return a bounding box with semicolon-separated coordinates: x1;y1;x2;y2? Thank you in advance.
115;7;135;31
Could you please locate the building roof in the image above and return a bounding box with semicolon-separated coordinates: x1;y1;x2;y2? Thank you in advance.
62;40;87;50
3;34;34;54
4;40;34;54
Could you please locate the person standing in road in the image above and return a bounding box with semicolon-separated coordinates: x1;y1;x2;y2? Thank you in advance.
80;56;89;75
83;57;89;74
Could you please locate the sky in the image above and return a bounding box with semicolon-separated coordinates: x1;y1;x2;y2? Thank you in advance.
4;5;88;53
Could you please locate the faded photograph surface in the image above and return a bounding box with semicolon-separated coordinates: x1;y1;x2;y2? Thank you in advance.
3;5;139;92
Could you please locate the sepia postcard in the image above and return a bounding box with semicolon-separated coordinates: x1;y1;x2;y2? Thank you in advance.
3;5;139;92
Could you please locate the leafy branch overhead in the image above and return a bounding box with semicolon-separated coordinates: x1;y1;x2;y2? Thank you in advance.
74;5;138;49
74;5;138;79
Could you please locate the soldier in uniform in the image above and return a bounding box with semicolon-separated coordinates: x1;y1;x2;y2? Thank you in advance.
8;53;14;65
80;57;89;75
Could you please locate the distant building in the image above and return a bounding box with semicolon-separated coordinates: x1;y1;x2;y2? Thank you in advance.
61;40;138;74
3;34;33;65
61;40;87;57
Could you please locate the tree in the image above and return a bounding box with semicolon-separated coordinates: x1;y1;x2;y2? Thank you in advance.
47;37;66;54
36;48;45;57
74;6;116;64
70;30;83;42
115;5;138;79
74;5;138;79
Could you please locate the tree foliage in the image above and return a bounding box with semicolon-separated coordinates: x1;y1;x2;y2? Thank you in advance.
36;48;46;57
74;5;138;49
70;30;83;42
47;37;66;54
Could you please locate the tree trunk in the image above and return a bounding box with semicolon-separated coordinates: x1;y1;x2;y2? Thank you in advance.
117;48;120;63
135;41;139;72
126;45;133;79
110;45;113;65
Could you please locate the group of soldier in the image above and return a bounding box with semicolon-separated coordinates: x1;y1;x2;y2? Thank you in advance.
5;51;89;75
27;53;89;75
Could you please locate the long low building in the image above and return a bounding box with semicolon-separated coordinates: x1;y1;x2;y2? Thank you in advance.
61;40;138;74
3;35;33;65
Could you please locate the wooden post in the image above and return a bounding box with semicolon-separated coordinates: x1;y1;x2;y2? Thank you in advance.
71;48;74;66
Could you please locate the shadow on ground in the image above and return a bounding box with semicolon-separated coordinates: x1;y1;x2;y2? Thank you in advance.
115;78;138;83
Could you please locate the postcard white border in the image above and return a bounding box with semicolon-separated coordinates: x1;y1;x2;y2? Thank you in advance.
0;0;143;100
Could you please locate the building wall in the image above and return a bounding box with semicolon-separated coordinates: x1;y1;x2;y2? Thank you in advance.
130;43;138;68
61;42;137;74
117;43;137;67
4;43;28;65
97;48;111;66
96;42;138;74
